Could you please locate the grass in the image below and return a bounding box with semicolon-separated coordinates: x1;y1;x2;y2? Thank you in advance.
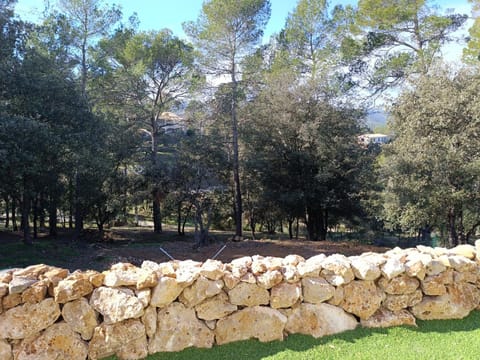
107;311;480;360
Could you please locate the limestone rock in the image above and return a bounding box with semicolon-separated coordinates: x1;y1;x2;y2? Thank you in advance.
383;290;422;312
62;297;99;340
0;269;14;284
0;339;11;360
453;270;478;284
361;308;416;328
327;285;345;306
3;293;22;310
421;270;453;296
350;257;381;281
13;264;52;278
116;335;148;360
195;291;237;320
446;255;477;273
222;271;241;290
135;288;151;308
411;283;480;320
340;280;385;319
256;270;283;289
0;298;60;340
228;282;269;307
283;254;305;266
448;244;476;259
90;287;144;324
40;267;69;286
88;319;146;360
240;272;257;284
381;257;405;280
377;274;419;295
286;303;357;338
282;264;301;283
0;283;8;297
9;276;37;294
150;276;184;307
321;254;354;286
54;275;93;303
251;255;268;275
148;302;214;353
215;306;287;345
103;263;143;287
179;276;224;307
21;280;48;304
270;282;302;309
302;277;335;304
141;306;157;338
15;322;88;360
297;254;325;277
200;259;225;280
175;260;202;286
426;259;447;276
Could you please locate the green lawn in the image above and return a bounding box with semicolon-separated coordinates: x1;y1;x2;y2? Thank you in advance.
109;310;480;360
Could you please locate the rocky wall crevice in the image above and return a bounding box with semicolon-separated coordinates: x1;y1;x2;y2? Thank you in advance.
1;242;480;360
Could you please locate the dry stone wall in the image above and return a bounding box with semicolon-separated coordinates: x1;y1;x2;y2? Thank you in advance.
1;242;480;359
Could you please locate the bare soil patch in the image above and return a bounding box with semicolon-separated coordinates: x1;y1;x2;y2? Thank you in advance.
1;227;390;272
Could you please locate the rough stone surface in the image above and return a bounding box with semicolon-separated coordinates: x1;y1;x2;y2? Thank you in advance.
421;270;453;296
54;275;93;303
350;257;381;281
256;270;283;289
411;283;480;320
383;290;423;312
150;276;185;307
90;287;144;324
228;282;269;307
321;254;354;286
178;276;224;307
195;291;237;320
9;276;37;294
88;319;146;360
148;302;214;353
0;339;12;360
215;306;287;345
116;335;148;360
378;274;420;295
3;293;22;310
141;306;157;338
0;298;60;340
62;297;99;340
361;308;416;328
200;259;225;280
340;280;384;319
15;322;88;360
21;280;48;304
286;303;358;338
302;277;335;304
449;244;476;259
381;257;405;279
270;282;302;309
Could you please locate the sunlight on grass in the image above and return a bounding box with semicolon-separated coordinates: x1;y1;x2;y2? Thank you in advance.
108;311;480;360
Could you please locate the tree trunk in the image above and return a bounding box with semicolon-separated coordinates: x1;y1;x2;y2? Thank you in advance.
177;201;183;236
33;194;39;239
231;71;242;238
4;196;9;228
306;207;328;241
448;208;458;247
22;190;32;245
12;197;18;231
288;218;294;240
152;189;162;233
49;200;57;237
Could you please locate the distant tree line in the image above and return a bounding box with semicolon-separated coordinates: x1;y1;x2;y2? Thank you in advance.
1;0;479;246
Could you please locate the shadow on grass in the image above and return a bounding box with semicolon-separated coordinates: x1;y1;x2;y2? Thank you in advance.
107;311;480;360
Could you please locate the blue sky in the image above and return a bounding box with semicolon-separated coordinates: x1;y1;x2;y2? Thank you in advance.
13;0;474;43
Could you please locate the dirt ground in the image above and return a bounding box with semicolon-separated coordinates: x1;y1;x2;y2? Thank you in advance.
81;227;390;271
1;227;391;272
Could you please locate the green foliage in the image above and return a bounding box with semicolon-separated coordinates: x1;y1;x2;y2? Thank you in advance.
380;69;480;245
463;0;480;64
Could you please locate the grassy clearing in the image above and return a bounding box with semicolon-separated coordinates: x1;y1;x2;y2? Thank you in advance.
108;311;480;360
